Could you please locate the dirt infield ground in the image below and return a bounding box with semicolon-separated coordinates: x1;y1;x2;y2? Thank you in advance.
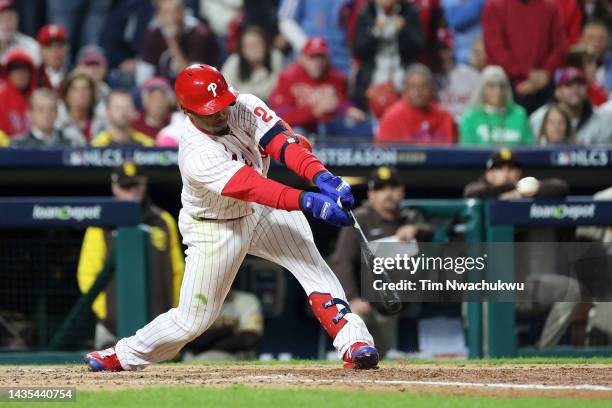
2;363;612;400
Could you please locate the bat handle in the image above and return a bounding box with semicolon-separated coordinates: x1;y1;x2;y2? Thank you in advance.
338;199;357;227
341;201;404;315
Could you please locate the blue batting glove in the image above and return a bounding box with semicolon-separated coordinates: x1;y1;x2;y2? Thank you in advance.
314;171;355;209
300;192;352;227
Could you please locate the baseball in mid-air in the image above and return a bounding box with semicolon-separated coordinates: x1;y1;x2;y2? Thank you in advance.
517;177;540;196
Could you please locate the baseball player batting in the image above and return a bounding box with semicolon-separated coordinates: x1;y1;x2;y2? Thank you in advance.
84;64;378;371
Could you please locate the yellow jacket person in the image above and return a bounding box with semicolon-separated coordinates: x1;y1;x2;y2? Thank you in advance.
77;161;184;348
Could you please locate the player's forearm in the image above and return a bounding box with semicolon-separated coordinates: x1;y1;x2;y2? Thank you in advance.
260;122;327;182
221;165;304;211
283;142;327;182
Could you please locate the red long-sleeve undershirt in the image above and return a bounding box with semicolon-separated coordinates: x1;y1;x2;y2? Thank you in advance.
221;121;327;211
221;165;304;210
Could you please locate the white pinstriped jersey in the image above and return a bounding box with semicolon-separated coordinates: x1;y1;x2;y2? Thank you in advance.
115;96;375;372
178;93;280;220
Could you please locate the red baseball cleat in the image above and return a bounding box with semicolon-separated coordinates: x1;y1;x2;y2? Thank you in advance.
343;342;379;369
84;347;124;372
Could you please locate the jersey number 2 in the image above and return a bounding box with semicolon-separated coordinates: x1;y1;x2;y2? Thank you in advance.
254;106;273;123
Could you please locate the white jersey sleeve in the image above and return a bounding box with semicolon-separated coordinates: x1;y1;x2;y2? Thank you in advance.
178;117;254;220
178;96;286;220
233;93;282;145
181;147;244;196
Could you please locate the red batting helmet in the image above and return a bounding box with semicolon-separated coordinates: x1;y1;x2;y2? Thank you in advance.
175;64;239;115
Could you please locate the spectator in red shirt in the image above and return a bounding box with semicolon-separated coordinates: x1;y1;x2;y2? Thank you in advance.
132;77;174;139
559;0;583;46
269;36;366;135
0;48;36;136
36;24;68;93
136;0;219;85
376;63;457;144
482;0;567;114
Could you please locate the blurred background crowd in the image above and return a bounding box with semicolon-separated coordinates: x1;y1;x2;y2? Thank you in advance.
1;0;612;148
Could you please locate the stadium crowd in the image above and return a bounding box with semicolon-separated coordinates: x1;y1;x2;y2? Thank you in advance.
0;0;612;148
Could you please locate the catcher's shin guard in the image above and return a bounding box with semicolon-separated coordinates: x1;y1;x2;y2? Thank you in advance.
308;292;351;338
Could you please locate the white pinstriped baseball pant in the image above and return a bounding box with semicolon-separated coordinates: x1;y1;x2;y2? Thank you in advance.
115;204;374;370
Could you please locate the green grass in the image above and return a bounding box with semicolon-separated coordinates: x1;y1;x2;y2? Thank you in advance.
4;387;610;408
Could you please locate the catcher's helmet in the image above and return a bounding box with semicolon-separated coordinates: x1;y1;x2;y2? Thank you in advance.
174;64;238;115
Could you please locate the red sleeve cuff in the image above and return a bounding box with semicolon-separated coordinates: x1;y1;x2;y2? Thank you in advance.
221;165;303;211
283;141;327;182
281;188;304;211
260;123;328;183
